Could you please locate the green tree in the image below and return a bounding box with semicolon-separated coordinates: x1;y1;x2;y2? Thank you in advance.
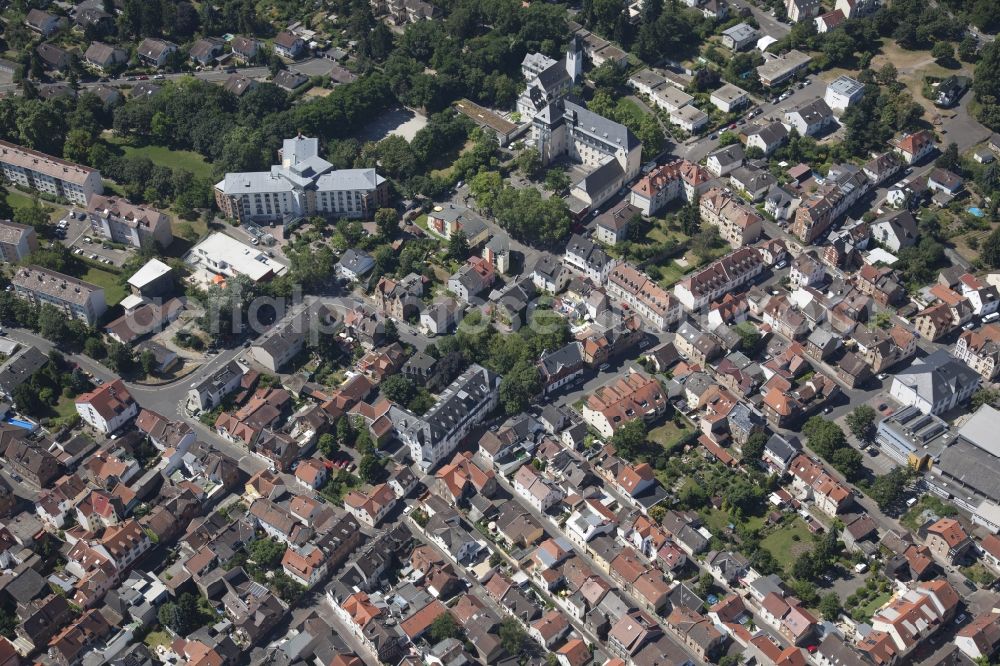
819;592;842;620
611;419;648;460
831;447;864;481
972;387;1000;410
741;431;768;465
447;230;470;261
375;208;398;238
104;341;134;374
515;147;542;180
157;593;204;636
803;416;847;459
318;433;338;457
499;618;527;655
358;453;383;483
428;613;461;642
868;467;911;510
248;538;287;567
544;169;571;193
498;360;541;415
84;337;106;360
983;227;1000;268
380;375;417;405
846;405;877;443
931;41;954;64
139;349;157;376
959;36;979;63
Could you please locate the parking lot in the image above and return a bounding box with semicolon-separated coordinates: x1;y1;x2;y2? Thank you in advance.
57;210;133;268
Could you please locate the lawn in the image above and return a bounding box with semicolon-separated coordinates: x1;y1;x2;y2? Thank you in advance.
648;420;691;452
656;262;689;287
430;139;475;181
110;138;215;180
701;507;765;537
5;189;33;211
859;591;893;620
143;630;172;650
81;266;127;306
760;516;814;573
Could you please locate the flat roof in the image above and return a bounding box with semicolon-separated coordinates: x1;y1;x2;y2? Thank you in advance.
454;99;516;135
189;233;287;282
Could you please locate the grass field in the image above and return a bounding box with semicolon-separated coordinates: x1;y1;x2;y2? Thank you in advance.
110;139;215;180
5;189;34;210
702;507;765;536
430;139;475;181
82;266;127;306
649;420;691;452
761;517;814;572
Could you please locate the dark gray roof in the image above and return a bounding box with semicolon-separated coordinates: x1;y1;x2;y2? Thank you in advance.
574;159;624;196
893;349;980;407
0;346;48;395
565;233;613;271
539;342;583;377
338;249;375;276
709;144;744;166
765;433;800;464
564;99;640;152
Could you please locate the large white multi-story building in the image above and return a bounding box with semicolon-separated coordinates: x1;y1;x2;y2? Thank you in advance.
390;364;500;472
11;265;106;325
87;195;173;249
214;136;388;224
0;141;103;206
75;379;138;434
532;98;641;210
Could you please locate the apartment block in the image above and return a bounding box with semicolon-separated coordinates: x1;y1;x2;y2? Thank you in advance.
11;265;106;325
0;140;103;206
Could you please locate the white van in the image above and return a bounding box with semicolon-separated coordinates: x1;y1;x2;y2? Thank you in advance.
984;312;999;323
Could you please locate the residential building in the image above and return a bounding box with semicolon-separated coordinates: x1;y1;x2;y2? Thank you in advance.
629;159;709;215
84;42;127;72
791;163;871;244
721;23;757;50
706;144;744;177
867;581;959;659
187;360;245;412
448;256;495;303
25;9;61;36
710;83;749;113
215;136;388;224
756;50;812;87
892;130;936;165
344;484;397;527
0;221;37;263
136;38;177;67
594;202;640;245
564;233;617;284
743;122;789;156
0;141;102;205
674;247;764;311
925;517;973;564
824;75;865;113
699;187;763;247
607;262;683;331
11;265;106;325
75;380;138;434
5;434;60;487
390;364;500;472
786;0;821;20
955;614;1000;662
87;195;172;249
784;98;834;137
273;31;305;59
516;40;579;123
955;323;1000;380
582;370;666;438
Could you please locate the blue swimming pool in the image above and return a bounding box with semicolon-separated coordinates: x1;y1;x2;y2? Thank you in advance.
969;206;985;218
5;418;34;430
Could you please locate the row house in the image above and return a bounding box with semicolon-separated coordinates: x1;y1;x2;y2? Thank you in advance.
787;454;853;517
758;592;820;646
513;464;564;512
629;159;711;216
924;517;974;565
582;370;666;438
865;580;959;661
607;262;683;331
791;164;871;244
344;483;397;527
665;606;726;661
954;323;1000;380
699;187;763;248
853;324;917;373
374;273;425;322
674;247;765;311
675;320;723;366
853;263;906;306
564;233;617;284
956;272;1000;315
538;342;585;394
